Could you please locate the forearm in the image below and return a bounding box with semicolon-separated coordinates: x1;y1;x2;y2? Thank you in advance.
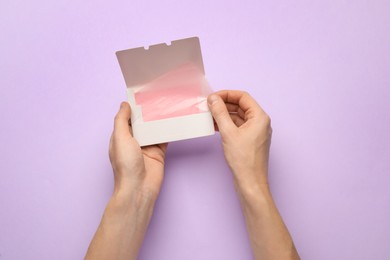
235;178;300;260
85;190;157;260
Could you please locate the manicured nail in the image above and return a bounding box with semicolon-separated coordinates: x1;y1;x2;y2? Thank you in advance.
208;95;218;105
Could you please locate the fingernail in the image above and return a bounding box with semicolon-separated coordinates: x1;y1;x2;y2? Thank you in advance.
208;95;218;106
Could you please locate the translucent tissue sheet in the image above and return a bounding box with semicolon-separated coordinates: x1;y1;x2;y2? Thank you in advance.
133;63;212;122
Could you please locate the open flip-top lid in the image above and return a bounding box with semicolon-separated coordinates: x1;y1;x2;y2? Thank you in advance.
116;37;205;88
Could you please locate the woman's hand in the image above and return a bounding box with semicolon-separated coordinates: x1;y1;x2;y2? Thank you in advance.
207;90;272;191
86;102;167;260
109;101;167;199
208;90;300;260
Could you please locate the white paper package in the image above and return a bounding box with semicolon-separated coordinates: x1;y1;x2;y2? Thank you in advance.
116;37;215;146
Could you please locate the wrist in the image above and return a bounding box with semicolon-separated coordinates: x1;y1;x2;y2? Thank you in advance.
93;188;156;260
107;188;157;218
232;167;269;191
234;178;273;211
236;181;270;200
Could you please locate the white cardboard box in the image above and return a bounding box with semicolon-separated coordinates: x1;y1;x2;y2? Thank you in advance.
116;37;215;146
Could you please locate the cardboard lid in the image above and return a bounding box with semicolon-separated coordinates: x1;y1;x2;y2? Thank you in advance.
116;37;205;88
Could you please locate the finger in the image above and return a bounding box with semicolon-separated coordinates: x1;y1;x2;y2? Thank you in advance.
208;94;236;134
128;118;133;136
158;142;168;153
215;90;265;120
209;117;220;132
114;102;132;138
225;102;239;112
142;142;168;164
154;142;168;157
226;103;246;120
230;114;245;127
212;120;220;132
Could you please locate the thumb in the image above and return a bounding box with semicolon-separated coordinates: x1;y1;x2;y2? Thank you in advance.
113;102;132;138
208;94;235;135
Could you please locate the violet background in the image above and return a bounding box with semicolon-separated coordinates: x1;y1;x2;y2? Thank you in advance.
1;0;389;259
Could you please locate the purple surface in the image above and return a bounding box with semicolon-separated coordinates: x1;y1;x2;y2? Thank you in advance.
1;0;390;259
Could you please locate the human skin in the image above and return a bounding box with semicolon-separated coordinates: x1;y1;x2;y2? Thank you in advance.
85;90;300;260
207;90;300;260
85;102;167;259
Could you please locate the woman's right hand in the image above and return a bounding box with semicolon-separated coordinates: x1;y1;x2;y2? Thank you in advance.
207;90;273;191
208;90;300;260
